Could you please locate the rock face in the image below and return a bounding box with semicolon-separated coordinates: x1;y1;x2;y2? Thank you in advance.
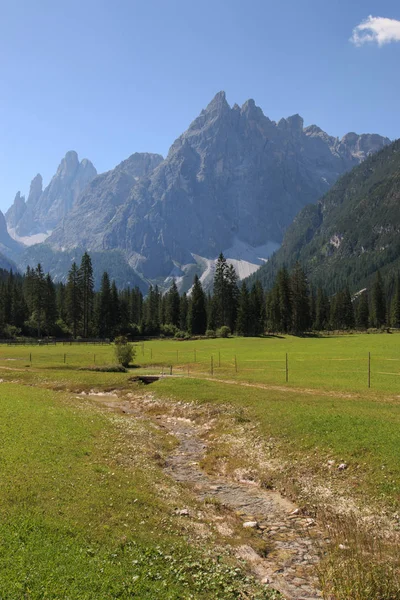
47;92;390;284
5;192;27;229
0;210;22;257
7;152;97;238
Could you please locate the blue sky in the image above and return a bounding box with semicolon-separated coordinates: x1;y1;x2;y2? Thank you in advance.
1;0;399;212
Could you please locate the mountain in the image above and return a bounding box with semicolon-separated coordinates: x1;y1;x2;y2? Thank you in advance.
45;92;389;289
0;210;22;258
6;151;97;240
248;139;400;294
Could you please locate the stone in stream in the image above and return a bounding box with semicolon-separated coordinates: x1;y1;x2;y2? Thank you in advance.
243;521;259;529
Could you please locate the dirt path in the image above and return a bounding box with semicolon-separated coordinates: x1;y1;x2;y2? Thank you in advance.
97;394;323;600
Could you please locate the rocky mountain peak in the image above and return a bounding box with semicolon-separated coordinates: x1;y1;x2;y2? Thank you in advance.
240;98;265;121
7;151;97;238
205;91;229;115
27;174;43;206
5;192;27;230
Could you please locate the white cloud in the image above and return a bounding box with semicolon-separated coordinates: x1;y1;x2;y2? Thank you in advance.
351;15;400;46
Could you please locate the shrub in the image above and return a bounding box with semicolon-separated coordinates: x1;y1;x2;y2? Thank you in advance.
206;329;216;338
114;336;135;367
160;323;178;337
216;326;230;338
174;330;186;339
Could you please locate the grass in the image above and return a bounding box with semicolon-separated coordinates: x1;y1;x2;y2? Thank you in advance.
1;335;400;598
3;332;400;394
0;382;275;599
134;333;400;394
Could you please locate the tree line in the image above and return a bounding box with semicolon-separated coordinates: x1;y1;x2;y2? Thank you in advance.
0;252;398;339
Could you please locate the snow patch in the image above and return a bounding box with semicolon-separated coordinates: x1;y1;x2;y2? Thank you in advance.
8;227;52;247
174;239;280;294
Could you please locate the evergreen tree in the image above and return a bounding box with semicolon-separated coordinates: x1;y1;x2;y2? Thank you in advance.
276;267;292;332
371;271;386;327
356;291;370;329
97;272;112;338
179;293;189;331
249;281;265;335
290;263;310;334
110;280;121;336
206;293;216;331
236;281;251;336
342;287;355;329
225;264;239;332
66;262;81;338
213;253;228;328
129;287;143;325
188;275;207;335
44;273;57;334
78;252;94;337
56;283;67;324
166;280;180;327
314;287;330;330
391;275;400;328
32;264;47;337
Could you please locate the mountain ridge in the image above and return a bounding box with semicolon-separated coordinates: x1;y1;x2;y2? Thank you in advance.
46;92;390;287
247;138;400;294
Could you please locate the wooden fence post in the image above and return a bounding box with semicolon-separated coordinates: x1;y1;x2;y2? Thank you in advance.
285;353;288;383
211;355;214;375
368;352;371;389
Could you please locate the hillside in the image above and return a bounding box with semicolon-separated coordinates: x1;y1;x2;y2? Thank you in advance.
248;139;400;293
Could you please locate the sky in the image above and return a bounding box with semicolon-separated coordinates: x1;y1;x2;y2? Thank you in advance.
0;0;399;212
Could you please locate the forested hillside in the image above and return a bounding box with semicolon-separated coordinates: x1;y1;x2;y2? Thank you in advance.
1;252;399;341
249;139;400;294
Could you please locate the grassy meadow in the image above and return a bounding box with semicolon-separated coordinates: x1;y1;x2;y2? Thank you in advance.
1;333;400;598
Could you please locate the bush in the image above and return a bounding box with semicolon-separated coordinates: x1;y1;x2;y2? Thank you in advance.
114;336;135;367
160;323;178;337
206;329;216;338
174;330;186;339
216;326;230;338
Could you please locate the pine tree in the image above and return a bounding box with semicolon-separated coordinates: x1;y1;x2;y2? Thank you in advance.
356;291;370;329
276;267;292;332
78;252;94;338
340;287;355;329
390;274;400;328
166;280;180;327
212;254;238;332
32;264;47;337
56;283;67;324
44;273;57;334
179;293;189;331
213;253;228;328
130;287;143;325
188;275;207;335
236;281;251;336
66;262;82;338
314;287;330;331
249;281;265;335
371;271;386;327
110;280;121;336
290;263;310;334
225;264;239;332
97;272;112;338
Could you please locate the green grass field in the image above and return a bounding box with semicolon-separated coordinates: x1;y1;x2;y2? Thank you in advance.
2;333;400;393
1;334;399;598
0;382;274;599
